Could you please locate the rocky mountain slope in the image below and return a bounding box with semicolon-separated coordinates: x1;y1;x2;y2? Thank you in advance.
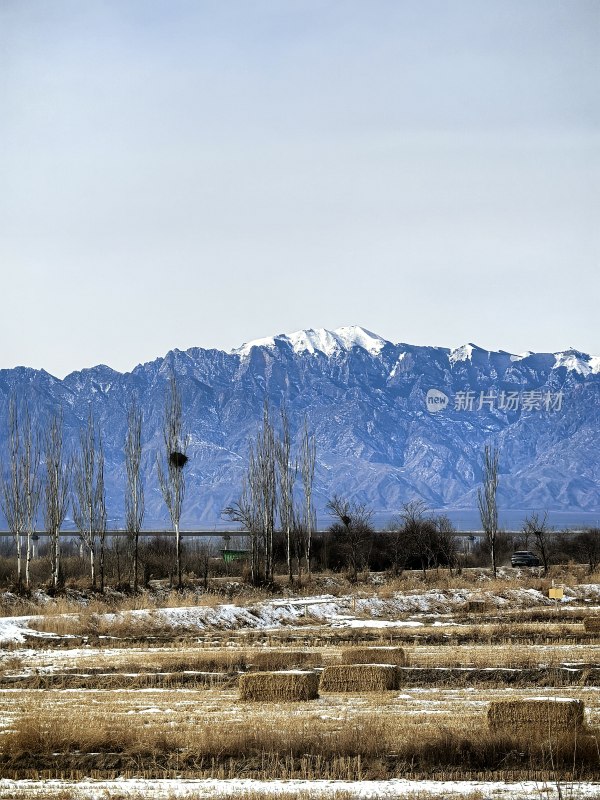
1;326;598;528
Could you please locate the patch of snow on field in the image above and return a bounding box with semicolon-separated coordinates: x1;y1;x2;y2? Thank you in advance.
0;617;57;643
3;583;600;639
1;778;599;799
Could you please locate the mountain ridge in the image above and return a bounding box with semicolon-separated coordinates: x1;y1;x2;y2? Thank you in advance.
1;325;599;528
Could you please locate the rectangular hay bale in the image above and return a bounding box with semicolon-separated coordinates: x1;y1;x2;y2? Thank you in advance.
467;600;487;613
239;670;319;701
250;650;322;670
341;647;407;667
320;664;397;692
488;698;585;733
583;617;600;633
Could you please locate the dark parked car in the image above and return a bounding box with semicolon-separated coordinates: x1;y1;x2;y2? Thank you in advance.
511;550;541;567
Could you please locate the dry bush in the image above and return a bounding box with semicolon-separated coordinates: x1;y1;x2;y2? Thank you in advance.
340;646;406;667
31;612;96;636
407;642;600;669
4;712;140;757
32;608;182;639
2;671;235;690
249;650;322;670
320;664;397;692
0;654;24;673
239;670;319;701
113;649;246;673
5;705;600;780
466;599;487;613
488;698;585;733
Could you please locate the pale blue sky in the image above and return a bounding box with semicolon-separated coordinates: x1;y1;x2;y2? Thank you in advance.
1;1;598;377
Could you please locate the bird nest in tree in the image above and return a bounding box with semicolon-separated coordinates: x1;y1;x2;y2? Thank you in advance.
169;451;188;469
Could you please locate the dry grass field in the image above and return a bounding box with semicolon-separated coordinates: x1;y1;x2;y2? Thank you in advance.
0;569;599;798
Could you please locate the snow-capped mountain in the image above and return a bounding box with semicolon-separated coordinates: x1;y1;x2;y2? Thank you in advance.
1;326;599;528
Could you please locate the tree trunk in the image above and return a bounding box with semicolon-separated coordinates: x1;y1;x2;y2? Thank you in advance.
287;526;293;586
133;532;139;592
25;532;31;589
99;532;105;592
16;532;22;589
175;520;182;590
53;526;61;590
90;544;96;589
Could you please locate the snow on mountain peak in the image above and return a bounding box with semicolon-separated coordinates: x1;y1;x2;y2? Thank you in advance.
233;335;277;358
333;326;388;355
287;328;342;356
553;349;600;376
449;343;482;365
234;326;389;359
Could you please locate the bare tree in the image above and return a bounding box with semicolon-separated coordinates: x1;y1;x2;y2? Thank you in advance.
0;398;41;590
72;409;106;590
276;406;296;585
401;500;436;577
157;375;189;590
327;494;374;582
291;507;306;580
522;511;551;575
224;402;278;587
20;405;41;590
124;399;144;591
478;444;500;578
300;417;316;577
434;513;459;575
575;528;600;574
1;397;24;588
96;437;107;591
223;474;261;584
383;516;410;576
252;402;277;585
43;412;70;590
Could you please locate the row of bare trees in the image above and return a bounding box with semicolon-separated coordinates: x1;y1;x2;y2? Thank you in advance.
0;379;314;592
224;403;316;586
0;375;190;592
0;397;144;592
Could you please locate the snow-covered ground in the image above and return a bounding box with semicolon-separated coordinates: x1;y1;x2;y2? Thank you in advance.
0;778;599;799
2;584;599;644
1;584;598;799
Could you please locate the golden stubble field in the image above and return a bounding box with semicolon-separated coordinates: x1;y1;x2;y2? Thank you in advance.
0;569;600;797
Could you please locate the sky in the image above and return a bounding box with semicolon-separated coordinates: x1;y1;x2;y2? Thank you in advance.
1;0;598;378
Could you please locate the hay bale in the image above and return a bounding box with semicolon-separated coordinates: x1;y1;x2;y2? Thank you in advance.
320;664;397;692
488;698;585;733
250;650;322;671
583;617;600;633
467;600;487;613
341;647;407;667
239;670;319;701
